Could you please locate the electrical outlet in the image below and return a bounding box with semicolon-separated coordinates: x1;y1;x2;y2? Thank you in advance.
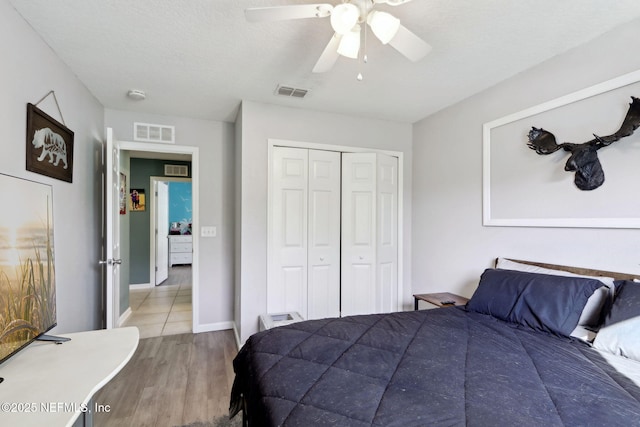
201;226;217;237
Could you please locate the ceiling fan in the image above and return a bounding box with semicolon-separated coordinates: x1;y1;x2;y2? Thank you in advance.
245;0;432;73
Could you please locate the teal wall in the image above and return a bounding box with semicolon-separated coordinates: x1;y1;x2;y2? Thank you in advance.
169;182;192;230
129;158;191;284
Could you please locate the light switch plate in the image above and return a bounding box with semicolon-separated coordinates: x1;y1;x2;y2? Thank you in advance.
201;226;217;237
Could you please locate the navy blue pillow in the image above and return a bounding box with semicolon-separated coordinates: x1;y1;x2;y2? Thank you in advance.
593;280;640;360
467;269;603;337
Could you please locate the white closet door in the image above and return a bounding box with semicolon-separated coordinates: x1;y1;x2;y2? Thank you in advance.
341;153;377;316
269;147;309;318
341;152;398;316
307;150;341;319
376;154;398;313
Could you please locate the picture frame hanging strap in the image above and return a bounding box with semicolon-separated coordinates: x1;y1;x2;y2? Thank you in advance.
33;90;66;126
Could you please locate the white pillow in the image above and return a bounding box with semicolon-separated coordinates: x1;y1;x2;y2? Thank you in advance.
495;258;614;332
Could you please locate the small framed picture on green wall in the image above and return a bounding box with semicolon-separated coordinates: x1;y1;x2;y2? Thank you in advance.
130;188;145;212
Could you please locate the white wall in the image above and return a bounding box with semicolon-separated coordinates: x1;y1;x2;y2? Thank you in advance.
1;0;104;333
105;109;235;330
237;101;413;343
412;18;640;298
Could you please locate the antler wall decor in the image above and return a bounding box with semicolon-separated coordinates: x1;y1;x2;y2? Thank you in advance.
527;96;640;190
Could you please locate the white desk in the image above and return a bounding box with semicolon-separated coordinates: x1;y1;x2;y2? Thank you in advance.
0;327;139;427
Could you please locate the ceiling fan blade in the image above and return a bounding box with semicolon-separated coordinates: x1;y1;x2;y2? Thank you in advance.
245;4;333;22
388;24;432;62
312;34;341;73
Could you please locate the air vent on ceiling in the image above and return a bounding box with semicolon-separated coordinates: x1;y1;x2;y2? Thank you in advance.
164;164;188;177
134;122;175;144
275;84;309;99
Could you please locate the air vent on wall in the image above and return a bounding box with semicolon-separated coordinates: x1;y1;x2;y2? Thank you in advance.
275;84;309;99
164;164;189;177
134;122;175;144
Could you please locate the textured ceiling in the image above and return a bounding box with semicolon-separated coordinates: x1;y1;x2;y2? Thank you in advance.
9;0;640;123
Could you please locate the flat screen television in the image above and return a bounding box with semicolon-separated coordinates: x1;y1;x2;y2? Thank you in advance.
0;173;57;365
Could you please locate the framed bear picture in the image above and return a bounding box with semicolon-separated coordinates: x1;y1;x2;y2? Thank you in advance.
26;103;74;183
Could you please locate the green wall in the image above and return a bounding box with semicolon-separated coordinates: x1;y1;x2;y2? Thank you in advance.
129;158;192;284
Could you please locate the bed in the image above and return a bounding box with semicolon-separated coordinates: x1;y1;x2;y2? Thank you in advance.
230;259;640;426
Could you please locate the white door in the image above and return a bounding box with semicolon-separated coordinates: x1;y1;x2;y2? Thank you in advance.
341;153;377;316
102;128;122;329
155;181;169;285
307;150;341;319
269;147;398;319
269;147;309;317
376;153;398;313
341;152;398;316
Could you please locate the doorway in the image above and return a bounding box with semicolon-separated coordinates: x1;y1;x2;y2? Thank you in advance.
150;176;192;286
124;164;194;338
104;134;199;336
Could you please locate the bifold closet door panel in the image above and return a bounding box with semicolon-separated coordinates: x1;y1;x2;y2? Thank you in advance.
341;153;378;317
269;147;309;318
376;153;399;313
307;150;341;320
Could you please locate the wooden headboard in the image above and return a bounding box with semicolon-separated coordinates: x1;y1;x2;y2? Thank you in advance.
498;258;640;282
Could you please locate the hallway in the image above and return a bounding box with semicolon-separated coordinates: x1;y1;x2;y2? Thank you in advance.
122;265;192;338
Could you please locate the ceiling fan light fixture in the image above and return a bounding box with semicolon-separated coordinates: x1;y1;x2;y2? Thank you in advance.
337;24;361;59
367;10;400;44
330;3;359;34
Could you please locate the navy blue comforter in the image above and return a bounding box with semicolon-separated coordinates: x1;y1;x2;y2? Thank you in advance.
230;307;640;426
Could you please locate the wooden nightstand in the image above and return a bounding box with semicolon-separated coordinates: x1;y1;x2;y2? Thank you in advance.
413;292;469;310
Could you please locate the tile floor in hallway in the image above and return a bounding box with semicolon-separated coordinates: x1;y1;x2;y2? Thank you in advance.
122;265;192;339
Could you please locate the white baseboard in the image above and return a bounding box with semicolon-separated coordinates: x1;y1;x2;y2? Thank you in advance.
118;307;132;327
193;320;234;334
129;283;152;290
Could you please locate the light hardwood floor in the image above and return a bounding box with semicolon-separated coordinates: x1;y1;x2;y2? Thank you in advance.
123;266;192;338
94;330;238;427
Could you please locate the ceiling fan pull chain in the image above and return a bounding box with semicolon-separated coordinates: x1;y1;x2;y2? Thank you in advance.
357;14;367;81
363;15;368;64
